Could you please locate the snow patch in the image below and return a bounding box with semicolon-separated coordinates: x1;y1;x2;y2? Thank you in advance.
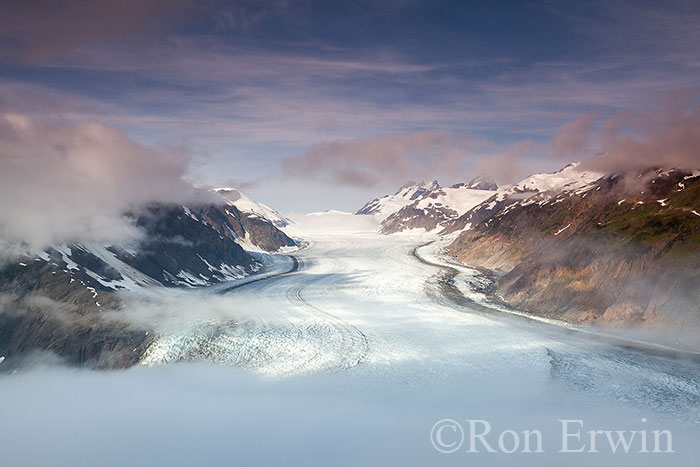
182;206;199;221
554;223;571;236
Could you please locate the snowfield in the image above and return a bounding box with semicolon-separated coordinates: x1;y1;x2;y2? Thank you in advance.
413;184;494;216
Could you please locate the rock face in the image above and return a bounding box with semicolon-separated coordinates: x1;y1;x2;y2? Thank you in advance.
0;258;153;369
195;203;297;253
447;168;700;349
0;199;296;368
117;203;260;287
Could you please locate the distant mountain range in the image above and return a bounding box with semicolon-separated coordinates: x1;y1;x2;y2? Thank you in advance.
356;175;498;234
356;180;440;219
358;163;700;349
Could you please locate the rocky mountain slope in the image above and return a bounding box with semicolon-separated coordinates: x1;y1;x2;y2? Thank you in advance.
214;187;292;228
379;181;496;234
0;198;296;369
447;167;700;349
355;176;498;234
443;163;602;234
356;180;439;220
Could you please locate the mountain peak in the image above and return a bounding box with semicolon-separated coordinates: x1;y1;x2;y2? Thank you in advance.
356;180;439;218
395;180;440;195
464;175;498;191
212;187;291;228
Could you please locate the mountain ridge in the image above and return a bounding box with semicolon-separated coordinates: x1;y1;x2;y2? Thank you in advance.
446;166;700;349
0;193;297;368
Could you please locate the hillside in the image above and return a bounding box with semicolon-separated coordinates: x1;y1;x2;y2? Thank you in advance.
447;168;700;349
0;200;297;368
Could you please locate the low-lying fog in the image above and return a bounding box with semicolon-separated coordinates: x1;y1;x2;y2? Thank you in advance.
1;360;698;466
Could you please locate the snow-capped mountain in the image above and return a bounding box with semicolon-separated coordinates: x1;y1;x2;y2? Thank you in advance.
447;167;700;344
0;197;298;368
462;175;498;191
507;162;601;194
444;162;603;233
355;180;439;220
379;182;496;234
10;202;296;294
214;187;291;228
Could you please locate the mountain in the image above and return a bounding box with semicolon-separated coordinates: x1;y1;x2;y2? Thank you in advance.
379;183;496;234
463;175;498;191
0;198;297;369
213;188;291;228
446;166;700;350
355;180;439;220
356;175;498;234
20;202;296;291
443;162;603;234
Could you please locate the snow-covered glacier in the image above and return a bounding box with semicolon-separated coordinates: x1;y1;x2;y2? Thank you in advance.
0;232;699;466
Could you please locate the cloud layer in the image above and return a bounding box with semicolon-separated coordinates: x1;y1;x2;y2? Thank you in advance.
283;130;476;187
581;95;700;173
0;113;206;257
0;0;699;211
473;95;700;183
0;0;198;62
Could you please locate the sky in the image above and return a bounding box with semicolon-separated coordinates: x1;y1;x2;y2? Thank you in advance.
1;0;699;213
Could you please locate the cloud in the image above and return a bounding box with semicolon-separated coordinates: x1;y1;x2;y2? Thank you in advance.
0;0;199;62
476;140;536;185
550;114;599;158
0;293;78;327
0;113;209;258
220;178;259;191
576;94;700;172
470;92;700;184
283;130;477;187
0;358;696;466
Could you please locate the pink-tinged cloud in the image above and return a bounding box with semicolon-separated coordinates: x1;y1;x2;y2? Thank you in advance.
0;0;199;62
477;139;536;185
283;130;476;187
550;114;599;158
579;94;700;173
0;113;209;257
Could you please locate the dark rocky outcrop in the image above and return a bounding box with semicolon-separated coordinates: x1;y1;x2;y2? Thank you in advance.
0;260;152;369
196;204;296;252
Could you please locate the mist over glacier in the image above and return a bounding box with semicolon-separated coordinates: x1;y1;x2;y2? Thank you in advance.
0;355;697;466
2;234;698;466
